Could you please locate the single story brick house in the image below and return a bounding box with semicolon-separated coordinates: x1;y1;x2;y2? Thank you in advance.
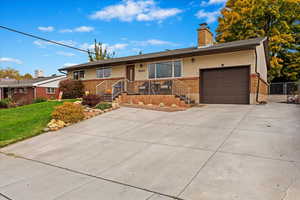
59;24;269;105
0;75;66;104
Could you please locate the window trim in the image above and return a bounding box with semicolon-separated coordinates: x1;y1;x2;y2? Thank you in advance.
73;70;85;80
96;66;112;79
147;59;183;80
46;87;56;94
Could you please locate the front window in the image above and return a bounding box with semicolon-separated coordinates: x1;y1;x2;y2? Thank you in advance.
73;70;85;80
46;88;55;94
148;60;182;79
96;67;112;78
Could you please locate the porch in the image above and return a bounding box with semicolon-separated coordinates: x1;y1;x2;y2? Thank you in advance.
93;78;196;106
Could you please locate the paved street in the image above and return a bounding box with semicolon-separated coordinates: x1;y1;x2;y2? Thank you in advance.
1;103;300;200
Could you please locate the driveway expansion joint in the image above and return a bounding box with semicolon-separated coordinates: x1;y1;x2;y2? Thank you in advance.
176;107;255;197
0;152;186;200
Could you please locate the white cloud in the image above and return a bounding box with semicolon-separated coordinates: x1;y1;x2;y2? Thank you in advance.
195;9;220;23
63;63;78;67
37;26;54;32
90;0;182;22
132;39;177;46
108;43;128;51
56;51;75;57
59;26;94;33
0;57;22;64
33;40;77;48
201;0;227;6
74;26;94;32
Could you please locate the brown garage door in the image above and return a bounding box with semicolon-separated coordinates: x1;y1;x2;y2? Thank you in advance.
200;66;250;104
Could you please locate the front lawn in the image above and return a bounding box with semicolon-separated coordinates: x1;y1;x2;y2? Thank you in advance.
0;100;74;147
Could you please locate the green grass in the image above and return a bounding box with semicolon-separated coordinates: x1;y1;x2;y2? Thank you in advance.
0;100;76;147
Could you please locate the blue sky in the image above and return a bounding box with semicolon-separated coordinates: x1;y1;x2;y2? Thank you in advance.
0;0;226;76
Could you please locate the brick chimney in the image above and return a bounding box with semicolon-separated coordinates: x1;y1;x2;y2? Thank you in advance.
197;23;213;47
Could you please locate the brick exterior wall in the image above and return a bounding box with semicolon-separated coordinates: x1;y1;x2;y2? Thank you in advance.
82;77;123;94
250;74;269;103
117;93;189;107
36;87;60;100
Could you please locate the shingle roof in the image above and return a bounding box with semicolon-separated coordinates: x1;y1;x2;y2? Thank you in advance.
0;76;65;87
59;37;267;71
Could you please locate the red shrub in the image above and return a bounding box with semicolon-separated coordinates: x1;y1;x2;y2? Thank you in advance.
82;94;101;107
59;79;84;99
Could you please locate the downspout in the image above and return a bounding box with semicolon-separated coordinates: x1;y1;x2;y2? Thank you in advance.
254;47;262;104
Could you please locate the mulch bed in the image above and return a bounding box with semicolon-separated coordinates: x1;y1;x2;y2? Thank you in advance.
121;103;188;112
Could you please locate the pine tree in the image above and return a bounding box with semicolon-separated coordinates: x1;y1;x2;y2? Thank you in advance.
87;39;115;62
216;0;300;82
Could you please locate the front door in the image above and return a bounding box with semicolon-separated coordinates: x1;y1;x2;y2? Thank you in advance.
126;65;135;82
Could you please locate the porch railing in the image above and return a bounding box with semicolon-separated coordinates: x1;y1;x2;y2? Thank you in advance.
97;78;193;104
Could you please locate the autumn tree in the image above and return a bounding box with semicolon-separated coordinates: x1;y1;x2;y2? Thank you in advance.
0;67;33;80
22;73;33;80
216;0;300;82
87;39;115;61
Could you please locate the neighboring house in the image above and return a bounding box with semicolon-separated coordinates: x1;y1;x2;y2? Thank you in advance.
0;75;66;104
59;23;269;105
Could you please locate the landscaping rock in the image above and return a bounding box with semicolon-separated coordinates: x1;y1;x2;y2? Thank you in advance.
73;101;82;105
171;104;177;108
47;119;66;131
159;102;165;107
43;128;50;132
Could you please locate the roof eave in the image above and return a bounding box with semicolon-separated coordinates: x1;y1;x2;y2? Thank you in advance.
59;44;258;71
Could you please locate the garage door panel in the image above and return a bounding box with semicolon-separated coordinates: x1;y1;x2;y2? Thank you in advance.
200;66;250;104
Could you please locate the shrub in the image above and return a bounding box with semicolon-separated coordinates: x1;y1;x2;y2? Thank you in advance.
52;102;84;123
95;102;112;110
0;98;12;108
82;94;101;107
33;97;47;103
59;79;84;99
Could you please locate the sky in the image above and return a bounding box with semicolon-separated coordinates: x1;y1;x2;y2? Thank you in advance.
0;0;227;76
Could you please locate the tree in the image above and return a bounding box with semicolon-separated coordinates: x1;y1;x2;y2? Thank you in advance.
0;67;21;80
22;73;33;80
0;67;33;80
87;39;115;62
216;0;300;82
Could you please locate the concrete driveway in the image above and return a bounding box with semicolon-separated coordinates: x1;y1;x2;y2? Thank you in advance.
1;103;300;200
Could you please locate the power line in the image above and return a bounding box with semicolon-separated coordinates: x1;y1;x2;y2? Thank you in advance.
0;25;95;54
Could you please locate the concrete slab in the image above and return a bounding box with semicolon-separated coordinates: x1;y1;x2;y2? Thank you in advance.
116;123;183;143
101;144;212;195
180;152;299;200
158;126;232;151
147;194;175;200
64;116;143;137
55;179;153;200
220;129;300;161
0;154;55;188
50;138;150;174
151;109;245;129
0;194;9;200
0;167;90;200
237;115;300;135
